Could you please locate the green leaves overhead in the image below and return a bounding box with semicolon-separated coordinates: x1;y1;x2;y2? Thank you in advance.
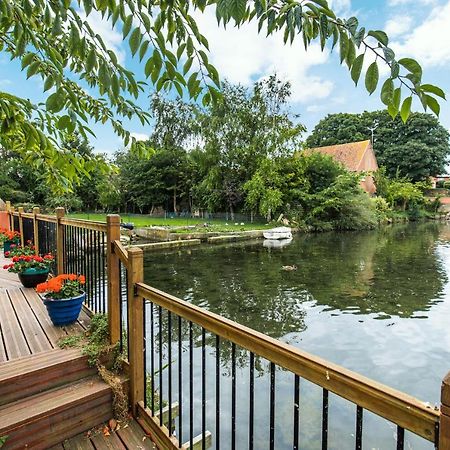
0;0;445;193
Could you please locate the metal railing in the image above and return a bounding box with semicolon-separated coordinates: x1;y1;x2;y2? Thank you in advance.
111;239;449;450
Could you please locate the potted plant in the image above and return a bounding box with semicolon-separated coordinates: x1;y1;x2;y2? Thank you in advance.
36;274;86;326
3;254;54;288
0;229;21;254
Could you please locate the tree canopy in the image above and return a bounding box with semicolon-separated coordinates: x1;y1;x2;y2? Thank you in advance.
306;111;450;181
0;0;445;190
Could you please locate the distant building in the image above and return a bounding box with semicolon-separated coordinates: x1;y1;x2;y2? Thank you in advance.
430;175;450;189
306;139;378;194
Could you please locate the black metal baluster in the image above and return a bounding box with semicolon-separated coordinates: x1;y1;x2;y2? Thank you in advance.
168;311;173;436
322;389;329;450
101;231;106;313
150;302;155;414
202;328;206;450
159;305;163;425
90;229;96;312
293;375;300;450
144;301;147;408
396;426;404;450
189;321;193;450
216;336;220;450
178;316;183;448
269;362;275;450
249;352;254;450
355;406;363;450
231;343;236;450
119;260;123;353
89;229;95;311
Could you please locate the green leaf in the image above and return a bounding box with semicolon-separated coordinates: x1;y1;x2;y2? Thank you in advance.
346;17;358;35
144;57;154;78
380;78;394;105
345;40;355;68
425;94;440;116
367;30;388;46
122;15;133;38
129;28;142;56
183;57;193;75
139;40;149;61
46;89;66;113
392;87;401;109
398;58;422;79
400;96;412;122
383;47;395;62
365;62;379;95
21;52;35;70
420;84;446;100
43;75;55;92
86;48;97;72
339;32;348;64
26;61;41;79
390;60;399;78
350;54;364;85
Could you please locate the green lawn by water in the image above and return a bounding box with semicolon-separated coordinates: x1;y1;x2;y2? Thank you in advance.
67;212;272;233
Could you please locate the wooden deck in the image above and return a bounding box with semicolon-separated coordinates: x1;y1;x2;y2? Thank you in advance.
53;418;156;449
0;253;89;363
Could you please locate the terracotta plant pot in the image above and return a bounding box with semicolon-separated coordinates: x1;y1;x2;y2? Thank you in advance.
43;292;86;326
18;268;49;288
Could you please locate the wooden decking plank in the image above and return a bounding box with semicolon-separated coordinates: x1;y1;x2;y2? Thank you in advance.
8;287;52;354
63;433;96;450
21;288;67;345
0;292;8;363
116;419;156;449
0;289;30;360
90;430;127;450
0;377;110;432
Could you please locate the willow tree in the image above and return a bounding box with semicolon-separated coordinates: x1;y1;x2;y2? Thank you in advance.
0;0;445;189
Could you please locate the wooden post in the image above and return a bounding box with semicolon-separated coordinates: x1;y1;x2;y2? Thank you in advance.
440;372;450;450
33;207;40;255
106;214;121;344
18;207;24;247
55;207;65;275
5;201;11;231
10;207;15;231
127;246;144;415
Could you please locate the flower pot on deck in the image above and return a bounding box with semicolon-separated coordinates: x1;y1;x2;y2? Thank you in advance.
43;292;86;326
18;268;49;288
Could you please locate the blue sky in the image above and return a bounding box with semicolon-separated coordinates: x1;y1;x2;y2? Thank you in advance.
1;0;449;155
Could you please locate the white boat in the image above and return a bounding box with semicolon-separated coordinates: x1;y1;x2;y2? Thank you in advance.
263;238;293;249
263;226;293;240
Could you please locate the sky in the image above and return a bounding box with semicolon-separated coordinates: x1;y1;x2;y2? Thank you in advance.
1;0;449;155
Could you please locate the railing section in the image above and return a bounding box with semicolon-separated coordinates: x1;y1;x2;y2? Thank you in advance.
110;241;446;450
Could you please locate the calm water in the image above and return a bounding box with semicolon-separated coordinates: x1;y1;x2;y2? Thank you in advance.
143;223;450;449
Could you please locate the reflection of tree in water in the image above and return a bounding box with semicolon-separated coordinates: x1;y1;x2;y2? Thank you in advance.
143;223;447;344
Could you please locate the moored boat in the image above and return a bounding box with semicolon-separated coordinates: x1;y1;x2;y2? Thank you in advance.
263;226;292;240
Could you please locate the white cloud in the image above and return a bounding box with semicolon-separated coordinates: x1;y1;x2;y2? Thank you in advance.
0;79;12;86
194;9;334;103
131;132;150;141
384;15;413;38
80;10;125;64
328;0;352;16
392;1;450;67
388;0;436;5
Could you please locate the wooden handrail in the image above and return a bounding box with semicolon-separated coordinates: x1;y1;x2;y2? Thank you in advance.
136;282;440;442
113;240;129;268
35;213;57;223
59;217;107;232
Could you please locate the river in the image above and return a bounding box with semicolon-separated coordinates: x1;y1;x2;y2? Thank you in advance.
142;222;450;449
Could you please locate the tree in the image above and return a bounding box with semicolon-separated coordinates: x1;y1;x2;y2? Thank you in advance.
306;111;450;181
1;1;444;190
196;76;305;217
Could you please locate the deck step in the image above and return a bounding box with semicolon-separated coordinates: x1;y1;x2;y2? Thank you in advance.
0;348;96;406
0;376;113;450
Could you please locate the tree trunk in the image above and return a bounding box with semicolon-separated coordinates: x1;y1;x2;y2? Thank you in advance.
173;187;177;213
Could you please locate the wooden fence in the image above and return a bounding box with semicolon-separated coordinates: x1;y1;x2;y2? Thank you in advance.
4;204;450;449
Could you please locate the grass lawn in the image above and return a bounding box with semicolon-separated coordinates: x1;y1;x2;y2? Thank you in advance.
67;212;273;233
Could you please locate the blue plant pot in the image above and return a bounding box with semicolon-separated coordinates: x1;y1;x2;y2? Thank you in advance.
18;268;49;288
43;292;86;326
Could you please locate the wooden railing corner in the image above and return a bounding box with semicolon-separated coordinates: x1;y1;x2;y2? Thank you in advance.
440;372;450;449
18;206;24;247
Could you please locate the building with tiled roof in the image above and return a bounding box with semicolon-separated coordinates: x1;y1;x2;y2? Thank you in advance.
306;140;378;194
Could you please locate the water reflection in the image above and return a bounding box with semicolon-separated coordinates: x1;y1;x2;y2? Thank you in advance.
143;223;450;449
